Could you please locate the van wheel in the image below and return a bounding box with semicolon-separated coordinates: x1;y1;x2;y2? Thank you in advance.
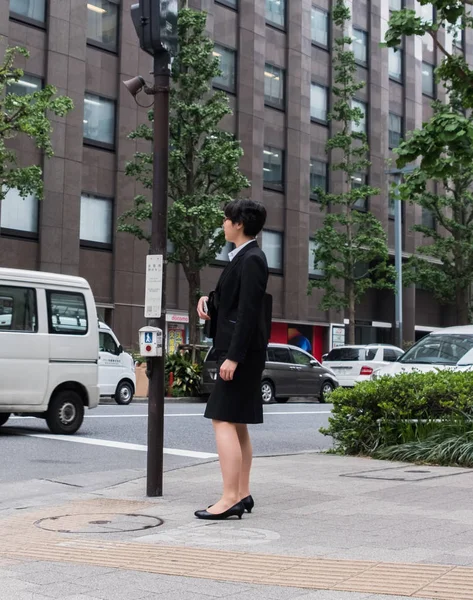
46;391;84;435
115;381;134;405
261;380;275;404
0;413;11;427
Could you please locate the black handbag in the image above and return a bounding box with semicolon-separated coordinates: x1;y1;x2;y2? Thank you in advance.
203;291;217;339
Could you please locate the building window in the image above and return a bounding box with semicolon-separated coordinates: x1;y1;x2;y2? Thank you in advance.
311;83;328;122
310;160;328;200
389;113;403;148
352;100;367;134
215;240;235;262
353;29;368;66
263;146;284;189
83;93;116;148
389;0;402;10
262;230;283;271
47;292;88;336
80;194;113;247
266;0;285;28
264;64;285;109
422;62;435;96
311;6;328;48
213;45;236;92
417;0;434;22
10;0;46;23
422;207;435;230
352;173;367;210
8;74;42;97
389;48;403;81
87;0;119;53
0;188;38;234
216;0;237;7
309;240;324;277
388;174;401;219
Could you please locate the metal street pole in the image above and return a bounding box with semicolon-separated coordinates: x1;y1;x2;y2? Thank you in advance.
394;189;403;349
147;50;170;497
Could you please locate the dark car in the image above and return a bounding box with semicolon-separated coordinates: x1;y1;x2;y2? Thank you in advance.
201;343;339;404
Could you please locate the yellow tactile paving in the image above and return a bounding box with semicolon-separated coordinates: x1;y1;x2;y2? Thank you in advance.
0;498;472;599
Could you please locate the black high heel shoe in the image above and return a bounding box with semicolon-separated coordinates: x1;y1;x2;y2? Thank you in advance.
241;495;255;513
194;501;245;520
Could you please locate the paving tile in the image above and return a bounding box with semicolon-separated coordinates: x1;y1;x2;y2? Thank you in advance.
37;581;97;598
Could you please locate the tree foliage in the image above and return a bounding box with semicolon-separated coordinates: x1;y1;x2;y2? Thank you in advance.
309;0;394;344
386;1;473;323
118;9;249;344
0;46;73;202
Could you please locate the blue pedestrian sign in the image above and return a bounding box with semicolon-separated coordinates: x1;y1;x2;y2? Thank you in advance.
145;332;153;344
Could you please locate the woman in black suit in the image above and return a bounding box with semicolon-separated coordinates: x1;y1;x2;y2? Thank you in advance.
195;199;270;520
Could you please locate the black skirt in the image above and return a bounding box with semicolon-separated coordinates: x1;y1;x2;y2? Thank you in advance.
204;350;265;424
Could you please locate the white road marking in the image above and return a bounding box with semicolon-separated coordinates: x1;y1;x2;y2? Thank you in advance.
15;432;218;459
9;410;331;420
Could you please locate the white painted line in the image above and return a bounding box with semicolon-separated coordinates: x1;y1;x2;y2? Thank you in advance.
18;432;218;459
9;410;331;420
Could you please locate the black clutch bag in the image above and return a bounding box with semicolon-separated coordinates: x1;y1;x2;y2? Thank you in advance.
203;291;217;339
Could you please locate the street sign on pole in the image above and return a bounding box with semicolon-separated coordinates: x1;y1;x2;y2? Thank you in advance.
145;255;163;319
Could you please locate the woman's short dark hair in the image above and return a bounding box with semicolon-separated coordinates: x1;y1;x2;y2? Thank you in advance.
224;199;267;237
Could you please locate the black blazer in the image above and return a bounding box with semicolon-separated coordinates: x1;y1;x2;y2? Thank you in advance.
207;240;271;364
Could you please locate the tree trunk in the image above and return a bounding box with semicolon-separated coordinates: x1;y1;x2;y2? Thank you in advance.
455;285;470;325
347;281;356;344
187;270;201;346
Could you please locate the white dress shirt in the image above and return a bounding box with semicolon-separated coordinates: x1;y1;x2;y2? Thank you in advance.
228;239;257;262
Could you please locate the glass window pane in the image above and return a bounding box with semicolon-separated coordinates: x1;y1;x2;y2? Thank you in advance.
266;0;285;27
422;62;434;96
353;29;367;66
389;0;402;9
309;239;324;276
87;0;119;52
311;7;328;47
422;207;435;229
100;332;119;354
352;173;367;210
0;286;37;332
217;0;237;6
262;230;283;270
263;146;284;188
292;349;312;366
310;160;327;199
215;240;235;261
417;0;433;22
10;0;45;22
80;194;113;244
264;64;285;108
270;347;291;363
48;292;88;335
213;45;236;92
352;99;366;133
8;74;42;97
389;112;402;148
311;83;328;122
0;187;38;233
389;47;403;80
83;93;116;146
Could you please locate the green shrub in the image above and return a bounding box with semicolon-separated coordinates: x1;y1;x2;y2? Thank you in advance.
322;370;473;455
165;352;202;397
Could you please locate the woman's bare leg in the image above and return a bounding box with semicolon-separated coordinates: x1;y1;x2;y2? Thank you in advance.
208;420;242;514
235;423;252;498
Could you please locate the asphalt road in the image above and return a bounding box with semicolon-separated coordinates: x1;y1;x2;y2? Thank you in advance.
0;401;334;485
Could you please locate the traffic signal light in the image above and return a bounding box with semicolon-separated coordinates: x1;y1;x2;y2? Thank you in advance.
131;0;178;56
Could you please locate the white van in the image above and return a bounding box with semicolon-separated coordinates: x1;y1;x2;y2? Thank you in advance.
98;321;135;405
0;268;100;434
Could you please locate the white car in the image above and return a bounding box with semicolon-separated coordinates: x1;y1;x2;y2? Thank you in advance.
322;344;404;387
373;326;473;378
98;322;136;405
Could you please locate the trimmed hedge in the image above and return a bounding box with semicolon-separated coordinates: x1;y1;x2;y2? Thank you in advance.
321;370;473;455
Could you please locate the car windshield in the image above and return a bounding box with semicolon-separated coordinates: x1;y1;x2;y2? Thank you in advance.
325;347;376;361
399;334;473;365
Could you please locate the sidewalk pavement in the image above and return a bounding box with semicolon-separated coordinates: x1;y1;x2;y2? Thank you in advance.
1;452;473;600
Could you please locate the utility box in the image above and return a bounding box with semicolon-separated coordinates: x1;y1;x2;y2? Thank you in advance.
139;326;163;358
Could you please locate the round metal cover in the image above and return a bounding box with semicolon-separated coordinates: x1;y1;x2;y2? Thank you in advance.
34;513;163;534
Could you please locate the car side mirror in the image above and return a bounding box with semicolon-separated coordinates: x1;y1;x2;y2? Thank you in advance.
322;354;328;361
310;359;318;367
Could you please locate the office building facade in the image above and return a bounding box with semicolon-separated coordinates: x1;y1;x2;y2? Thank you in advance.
0;0;465;355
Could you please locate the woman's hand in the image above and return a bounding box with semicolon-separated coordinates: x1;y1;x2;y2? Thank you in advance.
220;359;238;381
197;296;210;321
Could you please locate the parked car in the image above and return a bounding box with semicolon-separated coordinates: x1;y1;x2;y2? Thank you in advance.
0;268;100;434
98;321;136;405
373;326;473;379
322;344;404;387
201;343;339;404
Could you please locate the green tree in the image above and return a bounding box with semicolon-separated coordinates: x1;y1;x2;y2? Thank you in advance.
385;1;473;323
118;8;249;345
0;46;73;204
309;0;395;344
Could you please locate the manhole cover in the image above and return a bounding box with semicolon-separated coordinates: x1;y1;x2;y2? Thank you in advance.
34;513;163;534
